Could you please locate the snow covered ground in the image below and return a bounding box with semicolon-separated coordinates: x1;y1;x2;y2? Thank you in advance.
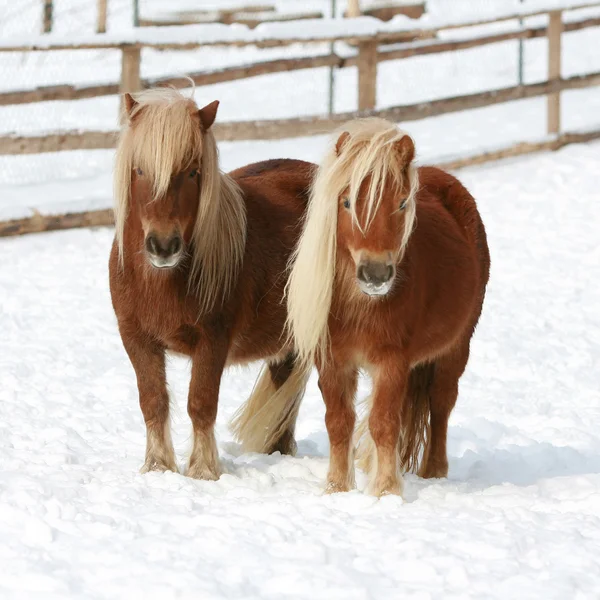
1;139;600;599
1;1;600;596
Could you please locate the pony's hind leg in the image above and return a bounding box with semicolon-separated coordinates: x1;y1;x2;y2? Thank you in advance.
419;341;471;479
368;356;408;497
265;354;300;455
120;325;177;474
318;360;358;493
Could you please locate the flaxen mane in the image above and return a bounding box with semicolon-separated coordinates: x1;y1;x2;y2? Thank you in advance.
286;118;419;365
113;87;247;313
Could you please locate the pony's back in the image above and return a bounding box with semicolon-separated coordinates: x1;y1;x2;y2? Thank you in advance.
418;166;490;298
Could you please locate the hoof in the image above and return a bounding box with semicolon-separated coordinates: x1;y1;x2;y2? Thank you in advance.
369;476;404;498
186;462;221;481
267;431;298;456
140;458;179;474
324;480;353;494
419;460;448;479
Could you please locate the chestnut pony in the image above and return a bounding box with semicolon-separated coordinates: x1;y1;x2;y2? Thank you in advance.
238;118;490;496
109;87;313;479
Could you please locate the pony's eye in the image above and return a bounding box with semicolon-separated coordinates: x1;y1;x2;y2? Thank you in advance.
135;167;143;176
189;168;198;178
343;197;350;209
399;198;408;210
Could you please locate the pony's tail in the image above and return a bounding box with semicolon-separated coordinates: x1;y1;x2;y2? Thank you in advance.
355;362;435;476
230;361;310;455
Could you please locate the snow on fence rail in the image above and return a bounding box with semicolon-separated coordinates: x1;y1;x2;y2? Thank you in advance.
0;1;598;149
2;126;599;238
0;1;600;236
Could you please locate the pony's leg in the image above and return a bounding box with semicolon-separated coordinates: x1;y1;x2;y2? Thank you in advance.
419;341;470;479
318;360;358;493
265;353;299;455
369;357;408;497
186;334;228;481
121;327;177;473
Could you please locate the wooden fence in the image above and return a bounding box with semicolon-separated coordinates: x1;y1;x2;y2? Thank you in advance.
1;1;600;236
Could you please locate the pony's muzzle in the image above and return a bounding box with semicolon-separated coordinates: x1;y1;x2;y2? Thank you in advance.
145;232;183;269
356;259;395;297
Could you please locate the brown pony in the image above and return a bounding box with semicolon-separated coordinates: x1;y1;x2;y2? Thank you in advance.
237;118;490;497
109;87;314;479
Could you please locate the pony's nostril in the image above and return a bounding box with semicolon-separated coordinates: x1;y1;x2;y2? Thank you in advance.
357;264;370;283
386;265;394;281
169;236;182;256
145;234;158;255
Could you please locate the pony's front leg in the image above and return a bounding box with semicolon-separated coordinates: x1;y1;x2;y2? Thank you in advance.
120;325;177;474
369;356;408;497
318;360;358;493
186;334;228;481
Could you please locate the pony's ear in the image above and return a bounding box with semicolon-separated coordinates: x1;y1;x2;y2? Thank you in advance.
198;100;220;130
335;131;350;156
123;93;138;116
395;135;415;164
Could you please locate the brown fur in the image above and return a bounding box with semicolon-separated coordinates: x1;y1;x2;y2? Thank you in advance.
109;92;315;477
284;120;490;496
326;164;490;495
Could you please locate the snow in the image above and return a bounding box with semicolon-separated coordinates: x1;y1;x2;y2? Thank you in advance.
1;0;598;50
0;0;599;225
1;139;600;598
1;1;600;595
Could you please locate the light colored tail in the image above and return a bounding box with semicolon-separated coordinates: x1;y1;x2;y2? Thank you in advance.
354;362;434;476
230;361;310;454
354;393;376;476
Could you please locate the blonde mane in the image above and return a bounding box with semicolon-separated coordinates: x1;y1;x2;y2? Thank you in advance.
113;87;247;314
286;117;419;365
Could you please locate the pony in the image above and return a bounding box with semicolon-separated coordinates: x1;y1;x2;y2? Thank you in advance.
109;87;314;479
235;118;490;497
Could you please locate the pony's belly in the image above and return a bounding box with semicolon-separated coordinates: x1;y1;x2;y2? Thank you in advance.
227;337;290;367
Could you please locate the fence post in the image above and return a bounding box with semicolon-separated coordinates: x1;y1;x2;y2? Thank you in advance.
97;0;108;33
120;47;141;113
347;0;361;17
42;0;53;33
357;41;377;111
547;10;562;135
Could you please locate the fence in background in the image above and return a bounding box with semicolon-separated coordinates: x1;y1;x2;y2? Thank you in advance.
0;1;600;235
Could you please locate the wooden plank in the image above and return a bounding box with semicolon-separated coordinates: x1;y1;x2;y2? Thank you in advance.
2;16;598;108
139;10;322;28
3;128;600;239
548;10;563;134
210;71;600;141
3;2;599;53
119;46;141;113
358;41;377;111
42;0;53;33
347;0;362;17
379;16;600;61
437;129;600;171
1;71;599;155
0;54;345;106
0;209;114;238
120;47;141;93
0;131;116;155
362;2;425;20
97;0;108;33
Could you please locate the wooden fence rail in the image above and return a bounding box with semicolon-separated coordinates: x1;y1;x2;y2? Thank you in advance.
2;14;599;109
0;3;597;153
3;126;599;238
2;70;599;155
0;2;599;236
